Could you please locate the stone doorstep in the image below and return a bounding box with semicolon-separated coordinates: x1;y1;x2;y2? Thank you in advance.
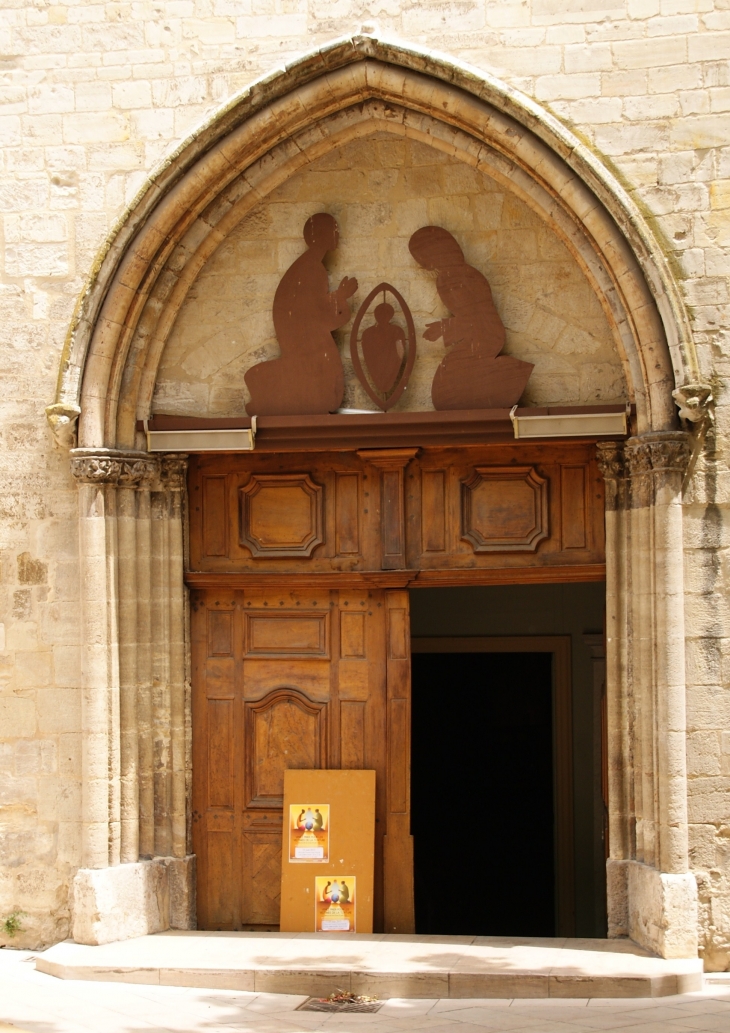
35;933;704;999
706;973;730;985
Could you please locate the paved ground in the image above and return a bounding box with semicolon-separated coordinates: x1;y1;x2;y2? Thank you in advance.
1;948;730;1033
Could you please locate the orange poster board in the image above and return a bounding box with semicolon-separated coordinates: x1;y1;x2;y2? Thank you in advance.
280;769;375;933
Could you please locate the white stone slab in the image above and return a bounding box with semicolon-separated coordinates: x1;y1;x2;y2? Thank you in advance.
36;931;704;999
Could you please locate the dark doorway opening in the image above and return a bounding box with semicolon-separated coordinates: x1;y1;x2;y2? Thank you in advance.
411;650;555;936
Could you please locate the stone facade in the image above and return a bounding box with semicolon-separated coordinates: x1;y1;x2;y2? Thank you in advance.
0;0;728;972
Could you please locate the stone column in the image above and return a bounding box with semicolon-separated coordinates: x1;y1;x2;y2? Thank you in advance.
598;435;698;959
69;449;195;946
163;457;189;861
598;441;632;939
136;483;155;858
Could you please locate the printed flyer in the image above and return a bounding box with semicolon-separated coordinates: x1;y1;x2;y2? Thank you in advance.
289;804;329;862
315;875;356;932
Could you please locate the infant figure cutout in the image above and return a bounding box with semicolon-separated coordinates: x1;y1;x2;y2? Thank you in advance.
361;302;406;394
245;212;357;416
408;225;533;411
349;282;417;411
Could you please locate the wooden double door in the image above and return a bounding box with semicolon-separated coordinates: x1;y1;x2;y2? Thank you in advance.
191;585;413;932
189;439;606;932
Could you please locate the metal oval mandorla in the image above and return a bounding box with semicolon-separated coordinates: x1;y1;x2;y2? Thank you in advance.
349;282;417;411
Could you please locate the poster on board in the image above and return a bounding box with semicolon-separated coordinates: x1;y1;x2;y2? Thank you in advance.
289;804;329;862
315;875;356;932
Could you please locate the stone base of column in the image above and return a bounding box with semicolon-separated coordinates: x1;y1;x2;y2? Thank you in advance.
621;860;698;959
606;858;630;938
160;854;196;931
72;856;196;946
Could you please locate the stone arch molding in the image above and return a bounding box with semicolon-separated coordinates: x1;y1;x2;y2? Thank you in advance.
48;33;707;449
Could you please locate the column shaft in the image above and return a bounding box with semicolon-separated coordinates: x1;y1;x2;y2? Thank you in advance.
136;488;155;858
118;485;140;863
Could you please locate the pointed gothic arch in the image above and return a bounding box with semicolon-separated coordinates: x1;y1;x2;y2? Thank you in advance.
56;36;704;961
49;34;699;449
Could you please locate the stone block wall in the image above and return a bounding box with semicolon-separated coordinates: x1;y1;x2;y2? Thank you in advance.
0;0;728;962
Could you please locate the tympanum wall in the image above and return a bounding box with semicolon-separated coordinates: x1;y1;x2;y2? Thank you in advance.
155;132;626;416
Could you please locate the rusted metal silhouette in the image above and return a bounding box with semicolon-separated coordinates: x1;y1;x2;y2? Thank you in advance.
350;282;416;411
363;303;405;391
409;226;533;411
245;213;358;416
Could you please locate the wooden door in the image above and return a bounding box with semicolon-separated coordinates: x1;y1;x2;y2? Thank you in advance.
191;585;413;932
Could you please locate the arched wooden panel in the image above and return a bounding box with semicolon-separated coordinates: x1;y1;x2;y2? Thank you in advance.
244;689;326;808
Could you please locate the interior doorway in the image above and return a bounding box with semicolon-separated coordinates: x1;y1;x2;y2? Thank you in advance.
410;583;607;938
412;649;556;936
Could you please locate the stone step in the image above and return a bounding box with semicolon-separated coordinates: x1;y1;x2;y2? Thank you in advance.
706;973;730;986
36;931;703;999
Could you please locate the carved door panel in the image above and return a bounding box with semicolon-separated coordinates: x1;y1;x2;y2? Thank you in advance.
192;586;411;932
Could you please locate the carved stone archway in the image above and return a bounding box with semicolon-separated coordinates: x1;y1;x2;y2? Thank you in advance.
50;34;707;956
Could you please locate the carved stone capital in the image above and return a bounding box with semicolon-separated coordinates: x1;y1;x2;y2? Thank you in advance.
596;441;625;482
624;440;653;479
624;433;690;507
672;382;713;424
597;441;628;512
645;432;691;474
70;448;159;486
160;455;189;491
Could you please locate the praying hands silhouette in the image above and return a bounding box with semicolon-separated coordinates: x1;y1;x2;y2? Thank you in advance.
409;226;533;411
245;213;357;416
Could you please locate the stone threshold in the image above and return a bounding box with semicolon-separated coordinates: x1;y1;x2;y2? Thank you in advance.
36;931;703;999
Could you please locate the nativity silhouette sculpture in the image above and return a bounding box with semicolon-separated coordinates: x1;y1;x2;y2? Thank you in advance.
408;225;533;411
245;212;357;416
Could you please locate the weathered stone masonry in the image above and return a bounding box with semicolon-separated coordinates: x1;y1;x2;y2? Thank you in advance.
0;2;728;969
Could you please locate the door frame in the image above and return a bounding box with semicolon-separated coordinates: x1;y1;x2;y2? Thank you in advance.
411;634;574;936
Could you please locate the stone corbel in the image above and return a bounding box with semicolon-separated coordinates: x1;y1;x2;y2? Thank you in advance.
672;382;713;425
672;384;714;490
46;402;81;450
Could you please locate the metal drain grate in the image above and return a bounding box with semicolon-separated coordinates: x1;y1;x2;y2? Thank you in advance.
298;992;383;1013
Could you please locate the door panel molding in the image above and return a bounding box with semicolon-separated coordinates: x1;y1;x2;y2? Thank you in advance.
461;465;549;552
188;442;605;576
239;473;324;557
244;688;327;808
243;610;329;658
